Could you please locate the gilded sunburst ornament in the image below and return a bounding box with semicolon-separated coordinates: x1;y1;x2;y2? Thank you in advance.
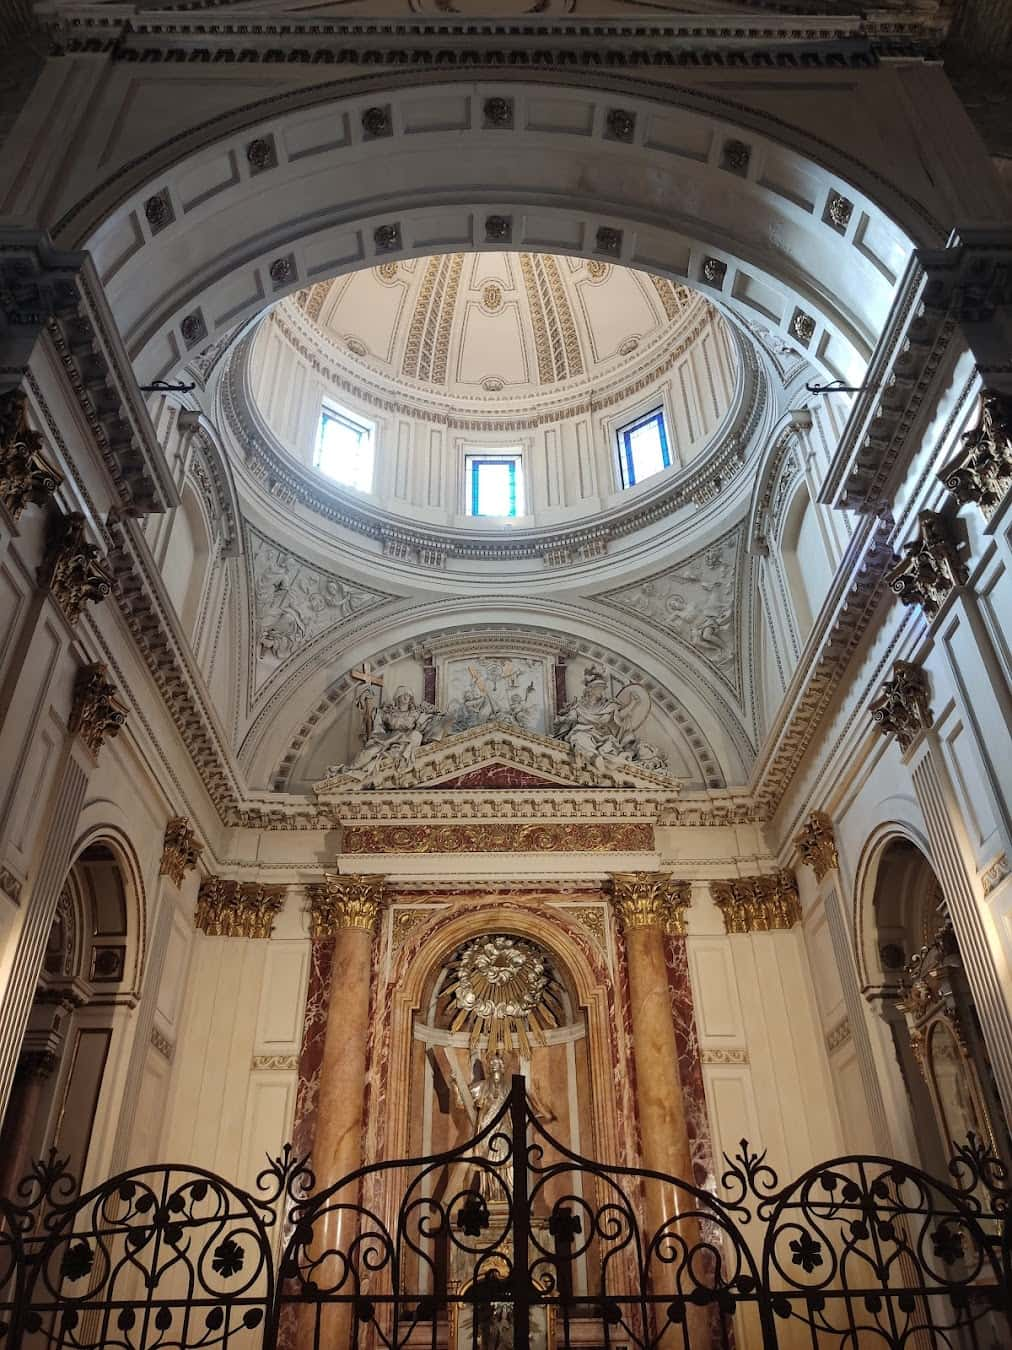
443;935;562;1057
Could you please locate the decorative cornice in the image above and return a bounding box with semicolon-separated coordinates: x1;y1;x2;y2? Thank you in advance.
938;388;1012;521
309;874;385;938
794;810;838;882
869;659;933;752
886;510;967;617
194;877;285;939
609;872;692;934
0;390;62;522
39;511;113;625
343;821;654;855
69;662;128;757
159;816;203;888
710;870;801;933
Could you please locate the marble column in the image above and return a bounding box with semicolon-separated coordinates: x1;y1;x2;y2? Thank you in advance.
300;874;384;1350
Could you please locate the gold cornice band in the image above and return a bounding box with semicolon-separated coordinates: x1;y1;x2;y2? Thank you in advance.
609;872;692;935
310;874;386;938
710;870;801;934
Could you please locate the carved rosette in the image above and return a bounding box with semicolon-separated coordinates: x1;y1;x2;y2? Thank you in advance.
309;874;386;938
39;511;113;625
886;511;967;617
710;870;801;933
609;872;692;935
938;389;1012;519
794;810;839;882
69;662;128;756
869;660;933;751
0;390;63;521
160;816;202;888
195;878;285;939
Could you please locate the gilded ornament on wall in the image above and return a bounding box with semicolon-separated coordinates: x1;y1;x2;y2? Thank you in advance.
160;817;202;888
886;511;967;618
342;821;654;854
870;660;933;751
794;811;838;881
69;662;127;756
0;390;62;522
442;934;562;1058
710;871;801;933
938;389;1012;519
609;872;692;934
309;874;385;937
195;878;285;939
40;512;113;626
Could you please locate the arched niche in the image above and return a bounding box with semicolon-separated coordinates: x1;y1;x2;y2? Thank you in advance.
780;483;836;645
161;481;212;640
71;79;922;387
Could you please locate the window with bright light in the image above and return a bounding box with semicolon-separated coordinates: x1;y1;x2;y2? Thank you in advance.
465;452;524;518
617;409;671;488
315;405;374;493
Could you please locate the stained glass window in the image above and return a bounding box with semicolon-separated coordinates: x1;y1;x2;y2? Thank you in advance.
618;409;671;488
465;453;524;517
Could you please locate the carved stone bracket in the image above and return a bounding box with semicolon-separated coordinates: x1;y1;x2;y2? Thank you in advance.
160;816;202;888
938;389;1012;520
710;870;801;933
194;878;285;939
886;510;968;617
69;662;127;756
39;511;113;625
609;872;692;935
794;810;839;882
309;874;386;938
0;390;63;522
869;660;933;751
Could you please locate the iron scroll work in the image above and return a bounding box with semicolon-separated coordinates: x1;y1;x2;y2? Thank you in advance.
1;1077;1010;1350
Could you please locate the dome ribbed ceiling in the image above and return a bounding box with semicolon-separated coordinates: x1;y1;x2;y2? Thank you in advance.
293;252;701;398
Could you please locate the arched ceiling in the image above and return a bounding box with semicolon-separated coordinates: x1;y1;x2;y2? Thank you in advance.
292;252;700;400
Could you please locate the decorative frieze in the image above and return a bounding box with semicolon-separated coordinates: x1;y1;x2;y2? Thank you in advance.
69;662;127;756
195;878;285;939
39;511;112;625
980;853;1009;897
309;875;385;938
869;660;933;751
825;1017;852;1054
710;870;801;933
938;389;1012;519
610;873;692;935
0;390;62;522
390;906;438;950
794;810;838;882
343;821;654;854
159;816;202;888
886;510;967;617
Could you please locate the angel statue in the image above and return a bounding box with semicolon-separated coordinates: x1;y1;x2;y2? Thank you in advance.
325;685;444;787
553;666;660;771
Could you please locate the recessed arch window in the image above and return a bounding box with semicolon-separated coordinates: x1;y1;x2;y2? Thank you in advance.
315;403;374;493
617;408;671;488
465;450;524;518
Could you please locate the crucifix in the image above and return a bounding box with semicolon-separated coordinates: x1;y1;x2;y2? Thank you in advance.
351;661;384;738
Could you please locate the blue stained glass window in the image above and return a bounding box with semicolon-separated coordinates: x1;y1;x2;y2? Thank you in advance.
465;453;523;517
618;409;671;488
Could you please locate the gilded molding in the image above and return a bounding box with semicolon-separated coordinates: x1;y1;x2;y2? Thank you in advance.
870;660;933;751
794;810;838;882
980;853;1010;897
195;878;285;939
609;873;692;934
710;870;801;934
886;510;967;617
160;816;203;888
390;906;437;949
69;662;127;756
939;389;1012;520
39;511;113;625
0;390;63;521
344;821;654;855
309;874;386;938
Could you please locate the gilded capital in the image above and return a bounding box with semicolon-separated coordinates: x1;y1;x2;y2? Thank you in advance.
609;872;692;935
938;388;1012;520
39;511;113;625
886;511;967;618
160;816;202;888
0;390;63;522
794;811;838;882
711;870;801;934
195;878;285;939
310;874;386;939
69;662;127;756
870;660;933;751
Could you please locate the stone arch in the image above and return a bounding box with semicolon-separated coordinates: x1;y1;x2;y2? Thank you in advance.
851;816;934;996
68;76;923;385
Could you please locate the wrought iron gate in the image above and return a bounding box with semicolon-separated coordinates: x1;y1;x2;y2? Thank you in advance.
1;1077;1010;1349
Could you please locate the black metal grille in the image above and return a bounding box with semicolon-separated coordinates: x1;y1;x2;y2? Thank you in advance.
2;1078;1009;1349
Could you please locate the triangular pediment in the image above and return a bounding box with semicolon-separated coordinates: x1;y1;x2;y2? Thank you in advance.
314;721;683;795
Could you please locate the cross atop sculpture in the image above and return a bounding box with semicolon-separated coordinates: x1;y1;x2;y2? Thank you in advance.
351;661;384;737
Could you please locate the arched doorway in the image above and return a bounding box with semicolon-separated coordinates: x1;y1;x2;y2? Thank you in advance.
864;837;1009;1173
0;841;137;1198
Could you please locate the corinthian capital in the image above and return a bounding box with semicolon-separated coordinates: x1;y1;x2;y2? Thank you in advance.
609;872;692;934
160;816;202;888
938;389;1012;520
195;878;285;939
39;511;113;625
870;660;933;751
794;811;839;882
310;874;386;938
69;662;127;756
886;511;967;618
0;390;62;522
710;870;801;933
